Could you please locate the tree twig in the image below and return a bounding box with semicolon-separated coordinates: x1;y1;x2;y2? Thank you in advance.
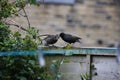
22;7;31;28
6;23;27;31
39;34;51;37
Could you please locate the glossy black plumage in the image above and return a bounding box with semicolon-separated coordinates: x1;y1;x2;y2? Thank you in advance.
60;32;82;44
43;34;59;46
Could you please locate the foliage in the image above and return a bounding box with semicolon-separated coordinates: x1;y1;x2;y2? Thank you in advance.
0;22;10;43
65;44;72;49
0;22;50;80
0;0;58;80
0;0;17;18
50;60;62;80
80;72;90;80
0;23;41;51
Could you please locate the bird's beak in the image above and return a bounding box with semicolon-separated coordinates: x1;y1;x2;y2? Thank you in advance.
56;34;60;39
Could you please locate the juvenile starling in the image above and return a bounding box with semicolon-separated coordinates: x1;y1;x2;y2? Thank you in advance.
43;34;60;46
60;32;82;44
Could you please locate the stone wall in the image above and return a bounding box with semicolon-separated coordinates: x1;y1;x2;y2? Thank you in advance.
11;0;120;47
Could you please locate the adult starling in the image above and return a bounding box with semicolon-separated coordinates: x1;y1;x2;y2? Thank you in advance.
43;34;60;46
60;32;82;44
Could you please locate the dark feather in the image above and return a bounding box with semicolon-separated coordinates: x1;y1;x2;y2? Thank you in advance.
60;32;82;44
44;34;59;46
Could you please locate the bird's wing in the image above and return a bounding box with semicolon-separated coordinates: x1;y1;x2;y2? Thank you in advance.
63;34;81;40
43;37;51;42
43;35;54;40
65;33;72;37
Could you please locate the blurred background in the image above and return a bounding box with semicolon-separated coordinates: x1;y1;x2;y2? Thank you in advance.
10;0;120;47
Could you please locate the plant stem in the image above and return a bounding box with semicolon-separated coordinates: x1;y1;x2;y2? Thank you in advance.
6;23;27;31
22;7;31;28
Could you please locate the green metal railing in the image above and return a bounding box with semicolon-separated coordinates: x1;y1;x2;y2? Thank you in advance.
0;47;117;56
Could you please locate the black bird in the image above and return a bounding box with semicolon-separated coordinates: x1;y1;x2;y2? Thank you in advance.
60;32;82;44
43;34;60;46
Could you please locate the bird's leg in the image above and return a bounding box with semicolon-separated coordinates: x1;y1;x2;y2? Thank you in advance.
64;44;72;49
65;42;69;47
63;43;68;49
67;43;74;48
71;43;74;47
52;45;58;48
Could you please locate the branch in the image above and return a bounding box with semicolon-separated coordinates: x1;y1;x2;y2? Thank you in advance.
39;34;52;37
22;7;31;28
6;23;27;31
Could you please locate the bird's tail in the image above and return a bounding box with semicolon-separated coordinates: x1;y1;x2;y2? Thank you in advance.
78;37;82;39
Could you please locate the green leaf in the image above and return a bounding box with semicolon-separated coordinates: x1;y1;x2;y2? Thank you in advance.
57;73;62;78
63;60;70;63
28;60;35;65
52;60;57;63
65;44;72;49
13;31;21;37
20;77;27;80
15;0;26;8
51;64;59;72
28;0;39;5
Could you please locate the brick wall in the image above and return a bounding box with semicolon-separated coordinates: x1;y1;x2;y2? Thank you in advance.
11;0;120;47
